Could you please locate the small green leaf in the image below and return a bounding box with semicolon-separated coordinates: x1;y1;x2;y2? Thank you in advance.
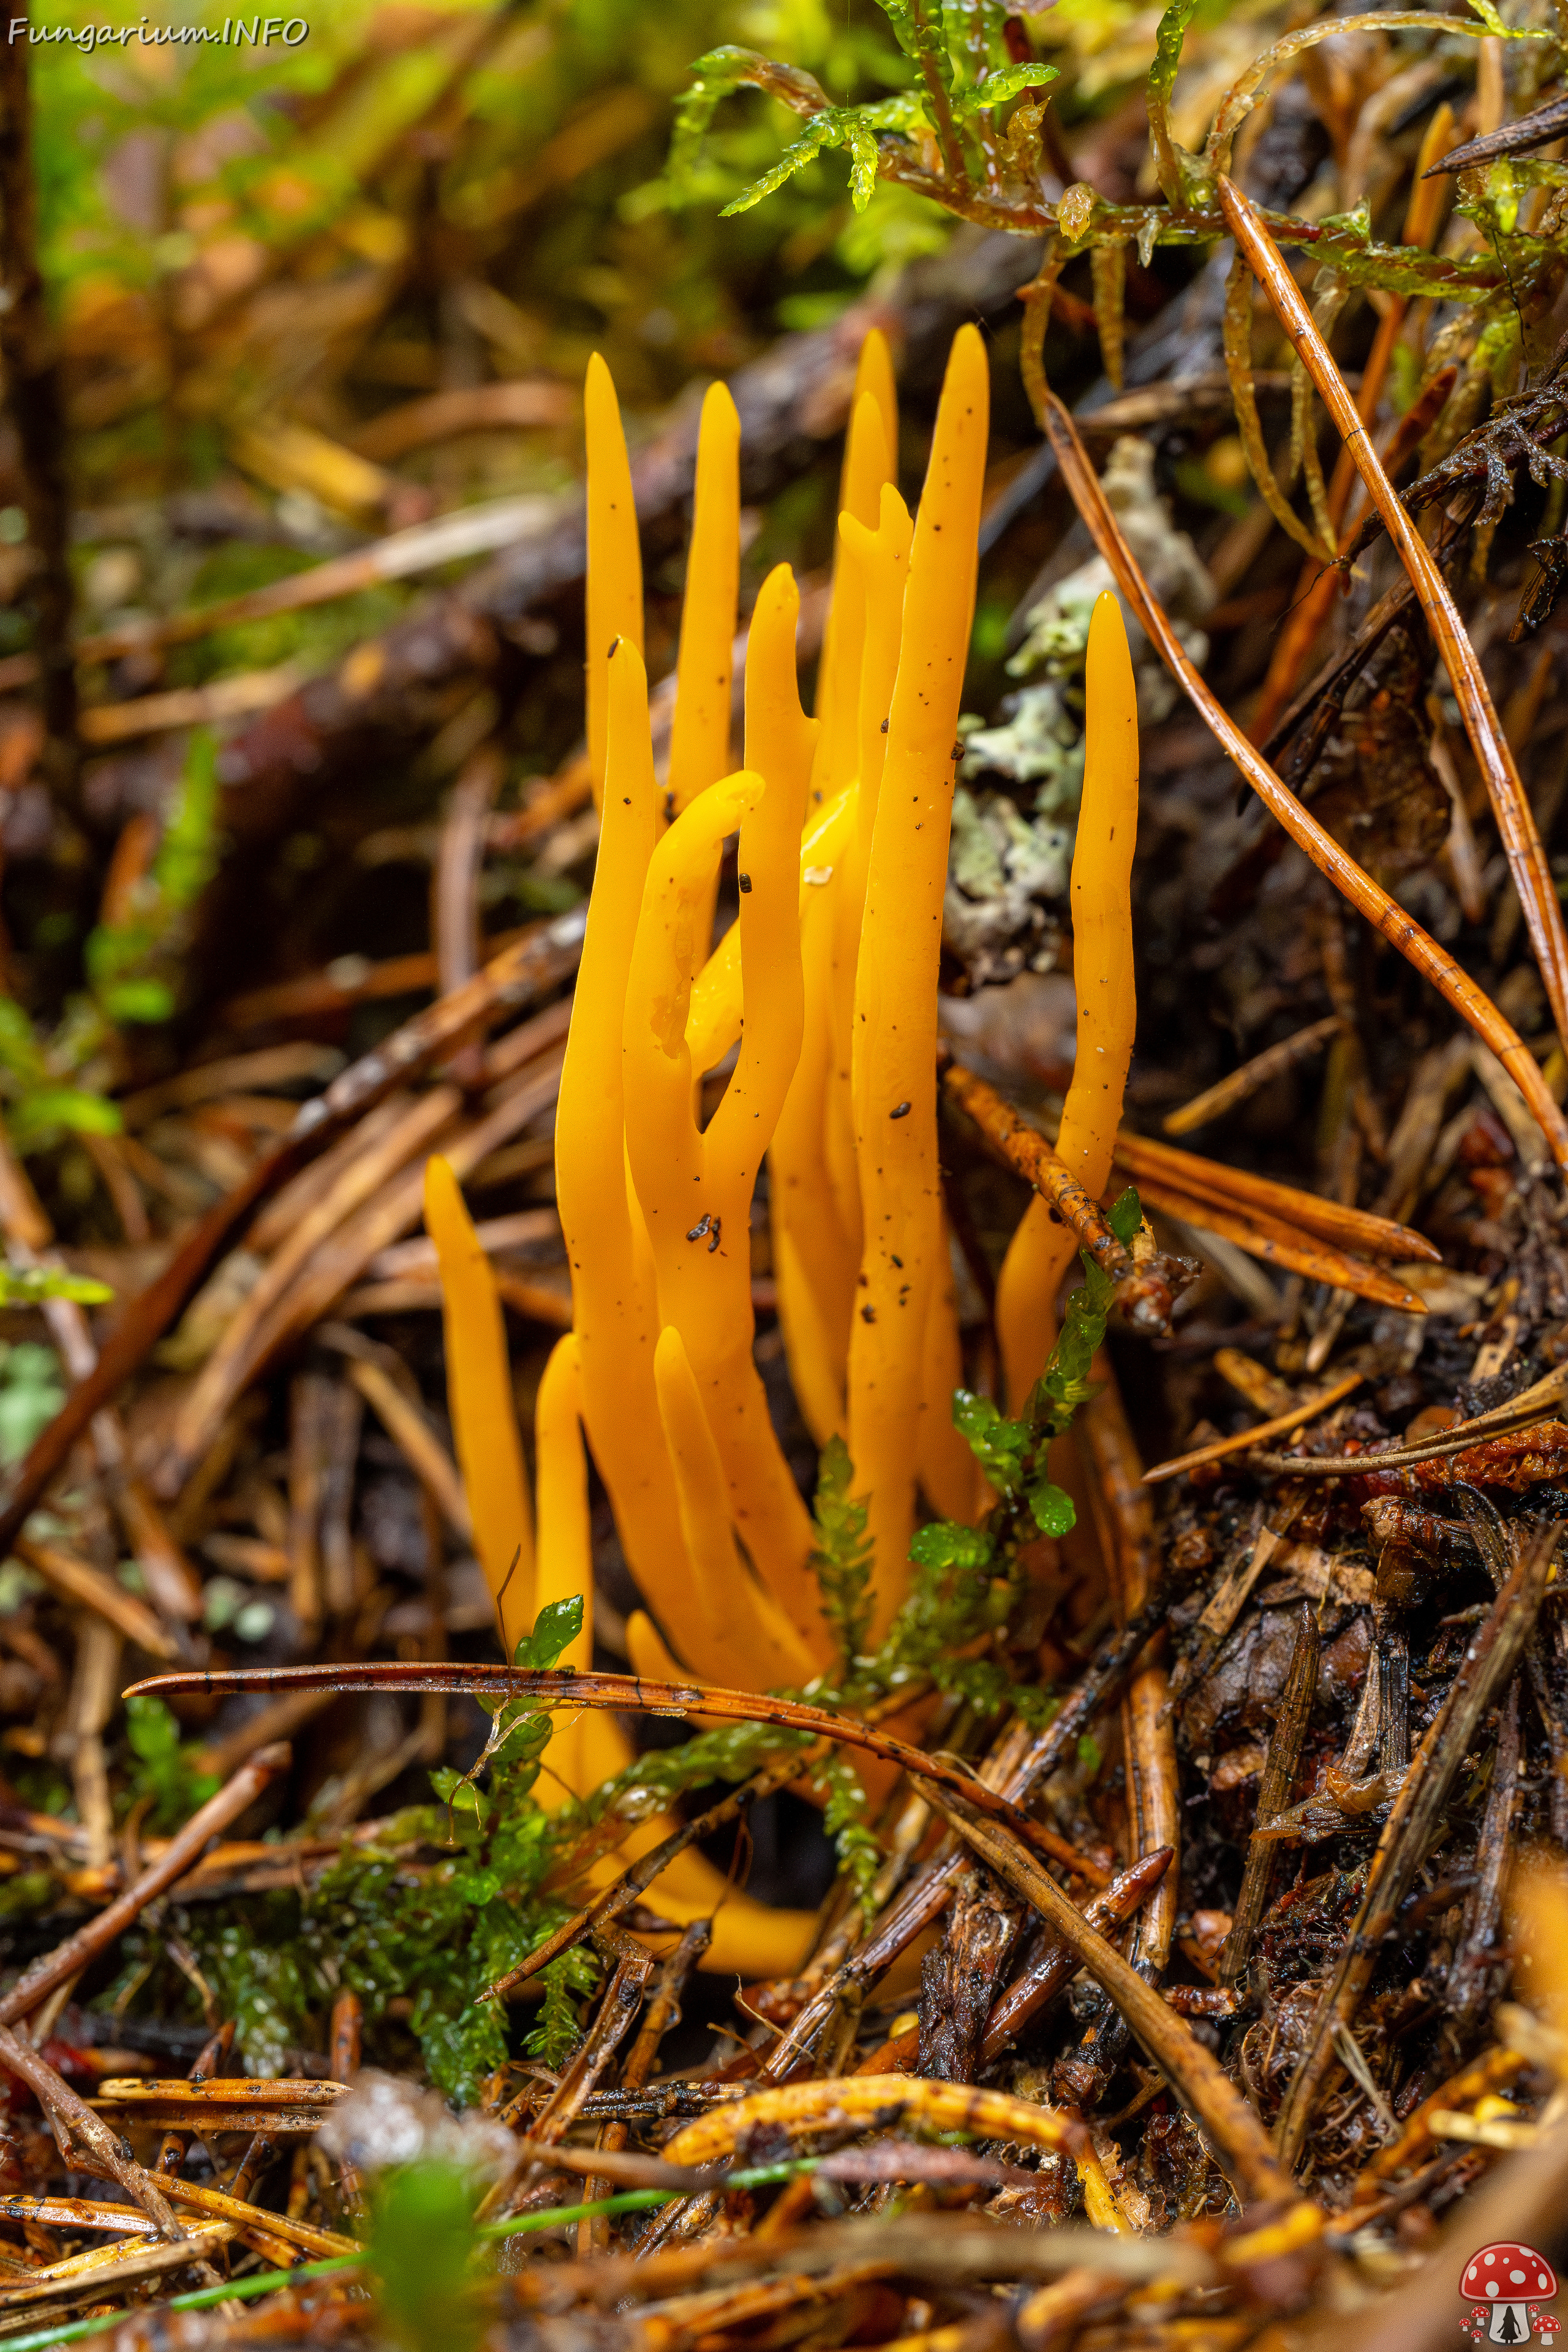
1027;1479;1076;1538
0;1266;113;1308
1146;0;1213;203
98;978;176;1025
1147;0;1198;117
721;108;886;218
908;1521;993;1569
522;1944;599;2067
952;59;1057;116
1107;1185;1142;1247
10;1087;123;1144
951;1389;1030;1483
514;1594;584;1672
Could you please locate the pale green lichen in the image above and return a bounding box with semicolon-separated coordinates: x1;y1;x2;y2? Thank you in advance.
944;786;1072;986
1008;437;1213;725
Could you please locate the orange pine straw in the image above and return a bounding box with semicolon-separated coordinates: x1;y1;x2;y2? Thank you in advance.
1126;1177;1425;1311
1218;174;1568;1067
1142;1370;1365;1487
1110;1131;1438;1264
1248;105;1454;745
1036;388;1568;1178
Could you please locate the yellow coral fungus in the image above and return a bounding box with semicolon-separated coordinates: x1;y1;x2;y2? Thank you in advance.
667;383;741;816
583;355;644;813
846;324;990;1629
423;1155;532;1659
995;590;1140;1406
435;331;1024;1924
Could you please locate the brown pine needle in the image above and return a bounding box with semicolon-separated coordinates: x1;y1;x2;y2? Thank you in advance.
1128;1177;1425;1309
1143;1371;1364;1484
0;2186;355;2262
1217;175;1568;1067
91;2079;349;2134
1246;1360;1568;1477
939;1056;1133;1276
0;2229;235;2312
1162;1016;1345;1135
124;1663;1112;1887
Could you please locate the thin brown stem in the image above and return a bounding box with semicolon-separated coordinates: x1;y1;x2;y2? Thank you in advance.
1144;1371;1363;1485
0;2027;186;2240
125;1665;1110;1887
1245;1360;1568;1479
1219;1605;1320;1986
940;1058;1133;1278
907;0;968;187
1017;239;1062;429
1163;1017;1345;1137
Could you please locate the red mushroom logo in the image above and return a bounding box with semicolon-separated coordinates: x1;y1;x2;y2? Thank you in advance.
1461;2246;1559;2343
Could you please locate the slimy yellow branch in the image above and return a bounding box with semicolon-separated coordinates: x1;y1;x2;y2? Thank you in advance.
584;355;644;812
997;590;1140;1407
532;1335;592;1675
526;1340;813;1975
531;1332;592;1803
824;483;914;1266
668;383;741;815
847;323;990;1632
424;1154;533;1659
768;789;858;1446
429;329;1082;1970
814;342;900;804
621;566;824;1651
652;1324;818;1687
555;638;691;1611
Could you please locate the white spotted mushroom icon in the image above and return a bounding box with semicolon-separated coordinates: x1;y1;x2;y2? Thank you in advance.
1461;2245;1558;2343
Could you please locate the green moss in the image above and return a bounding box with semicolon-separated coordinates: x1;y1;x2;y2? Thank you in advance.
0;1871;59;1922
